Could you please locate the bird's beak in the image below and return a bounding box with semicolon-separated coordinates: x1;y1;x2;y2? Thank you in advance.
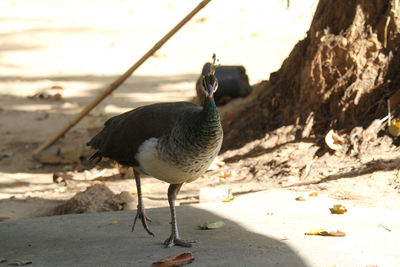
202;74;218;99
207;83;215;97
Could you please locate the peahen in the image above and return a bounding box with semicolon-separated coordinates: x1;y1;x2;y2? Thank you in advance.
87;71;223;247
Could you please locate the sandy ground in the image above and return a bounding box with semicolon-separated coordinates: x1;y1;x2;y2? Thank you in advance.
2;0;399;233
0;0;318;218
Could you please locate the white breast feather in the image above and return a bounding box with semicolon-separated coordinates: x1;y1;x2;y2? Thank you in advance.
136;137;213;184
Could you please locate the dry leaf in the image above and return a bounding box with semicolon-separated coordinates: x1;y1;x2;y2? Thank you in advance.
199;220;225;230
325;129;344;151
152;252;195;267
207;158;225;171
324;230;346;237
111;220;119;225
308;192;318;197
218;171;232;178
53;172;73;184
0;217;10;221
295;196;306;201
329;204;347;214
305;229;346;237
318;174;328;179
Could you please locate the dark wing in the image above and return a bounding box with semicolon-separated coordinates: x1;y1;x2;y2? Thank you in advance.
87;102;200;166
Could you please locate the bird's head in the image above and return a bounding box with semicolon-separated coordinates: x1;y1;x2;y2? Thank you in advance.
200;73;218;100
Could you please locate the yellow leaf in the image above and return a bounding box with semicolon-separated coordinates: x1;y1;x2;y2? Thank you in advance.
305;229;327;235
111;220;120;224
221;197;235;202
389;118;400;136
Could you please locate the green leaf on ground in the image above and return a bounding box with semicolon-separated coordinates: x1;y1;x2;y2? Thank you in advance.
199;220;225;230
14;259;32;266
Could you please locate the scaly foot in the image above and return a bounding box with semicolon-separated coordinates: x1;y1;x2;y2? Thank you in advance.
164;234;195;248
132;170;154;236
132;209;154;236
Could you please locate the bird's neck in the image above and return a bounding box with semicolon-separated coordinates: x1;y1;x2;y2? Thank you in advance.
200;98;220;124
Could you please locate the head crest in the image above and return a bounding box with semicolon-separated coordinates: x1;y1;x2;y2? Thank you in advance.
201;54;219;99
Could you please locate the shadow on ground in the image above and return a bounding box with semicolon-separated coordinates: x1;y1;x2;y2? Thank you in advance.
0;205;307;267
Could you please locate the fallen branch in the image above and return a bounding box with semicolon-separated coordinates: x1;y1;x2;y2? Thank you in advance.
33;0;212;157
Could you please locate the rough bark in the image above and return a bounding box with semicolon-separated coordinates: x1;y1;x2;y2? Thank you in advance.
222;0;400;151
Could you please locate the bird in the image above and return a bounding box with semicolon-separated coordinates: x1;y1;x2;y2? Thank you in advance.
87;69;223;247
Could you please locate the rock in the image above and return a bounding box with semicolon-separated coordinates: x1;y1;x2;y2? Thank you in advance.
53;185;136;215
112;191;136;210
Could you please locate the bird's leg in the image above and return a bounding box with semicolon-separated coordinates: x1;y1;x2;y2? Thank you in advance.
131;169;154;236
164;183;194;247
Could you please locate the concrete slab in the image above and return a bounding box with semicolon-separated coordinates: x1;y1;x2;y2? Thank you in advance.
1;189;399;266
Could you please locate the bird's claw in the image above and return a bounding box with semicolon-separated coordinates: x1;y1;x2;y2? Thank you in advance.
164;235;195;248
132;210;154;236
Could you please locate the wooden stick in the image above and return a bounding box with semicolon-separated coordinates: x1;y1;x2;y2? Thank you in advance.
33;0;212;157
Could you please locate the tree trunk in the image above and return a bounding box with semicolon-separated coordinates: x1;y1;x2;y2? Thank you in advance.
222;0;400;151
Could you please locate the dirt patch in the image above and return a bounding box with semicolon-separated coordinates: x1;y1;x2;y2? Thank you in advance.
221;0;400;151
1;0;399;222
2;120;400;221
